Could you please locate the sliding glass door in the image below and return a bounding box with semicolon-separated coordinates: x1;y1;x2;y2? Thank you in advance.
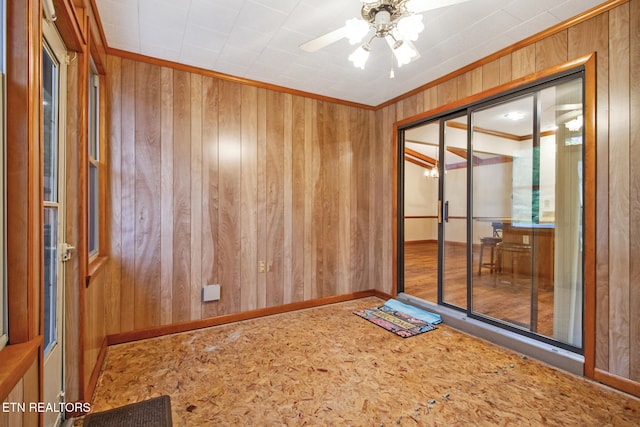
470;78;584;348
398;71;585;352
403;120;440;303
441;115;467;309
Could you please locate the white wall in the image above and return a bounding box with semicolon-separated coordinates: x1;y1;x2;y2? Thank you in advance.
404;161;438;241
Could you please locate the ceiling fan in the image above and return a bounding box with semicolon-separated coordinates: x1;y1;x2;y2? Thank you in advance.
300;0;471;72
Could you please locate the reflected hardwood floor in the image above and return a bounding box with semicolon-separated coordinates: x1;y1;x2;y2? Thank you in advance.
403;241;555;338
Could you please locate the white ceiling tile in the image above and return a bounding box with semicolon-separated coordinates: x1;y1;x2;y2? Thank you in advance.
235;2;288;35
102;23;140;51
249;0;300;15
95;0;607;106
549;0;605;21
141;44;181;63
183;24;226;52
138;0;190;29
179;44;220;70
139;23;184;52
187;0;241;35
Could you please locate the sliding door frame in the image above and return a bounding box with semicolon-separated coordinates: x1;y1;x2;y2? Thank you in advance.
393;54;596;376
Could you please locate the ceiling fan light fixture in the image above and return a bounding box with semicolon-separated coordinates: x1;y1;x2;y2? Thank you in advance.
565;115;583;132
345;18;370;45
374;10;392;26
393;40;417;67
396;14;424;41
349;44;371;69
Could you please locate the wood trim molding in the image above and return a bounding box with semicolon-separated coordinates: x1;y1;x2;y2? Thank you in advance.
105;47;376;111
84;337;107;402
84;0;623;110
0;338;41;402
52;0;85;52
6;0;42;346
405;147;437;166
594;369;640;398
378;0;629;109
582;53;597;380
107;290;384;346
396;53;595;129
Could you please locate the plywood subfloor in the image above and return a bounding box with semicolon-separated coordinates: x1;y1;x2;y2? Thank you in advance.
88;297;640;426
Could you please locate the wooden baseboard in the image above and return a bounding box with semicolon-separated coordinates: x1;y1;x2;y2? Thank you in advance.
594;368;640;398
107;290;387;346
84;337;108;403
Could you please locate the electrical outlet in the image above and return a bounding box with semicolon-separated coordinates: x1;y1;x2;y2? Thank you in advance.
259;261;266;273
202;284;220;302
523;235;530;245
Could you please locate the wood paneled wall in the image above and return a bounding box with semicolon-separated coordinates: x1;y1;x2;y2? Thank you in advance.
85;0;639;398
102;56;380;333
0;359;39;427
382;0;640;390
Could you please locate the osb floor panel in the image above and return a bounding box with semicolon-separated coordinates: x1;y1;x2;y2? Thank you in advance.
88;297;640;426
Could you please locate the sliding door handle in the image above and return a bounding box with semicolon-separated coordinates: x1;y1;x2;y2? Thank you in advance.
444;201;449;222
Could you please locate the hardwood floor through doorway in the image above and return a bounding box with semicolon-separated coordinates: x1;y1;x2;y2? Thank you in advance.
403;241;554;338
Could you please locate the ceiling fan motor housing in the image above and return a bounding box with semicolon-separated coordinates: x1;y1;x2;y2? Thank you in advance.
361;0;410;36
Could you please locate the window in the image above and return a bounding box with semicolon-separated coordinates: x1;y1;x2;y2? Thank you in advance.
88;61;99;258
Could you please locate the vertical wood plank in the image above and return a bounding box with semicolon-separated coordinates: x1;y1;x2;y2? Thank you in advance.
218;80;242;314
4;377;23;427
381;104;395;294
437;78;458;106
256;88;268;309
291;95;306;302
351;107;369;291
201;77;219;319
266;90;285;306
119;59;136;330
283;94;293;304
608;3;630;379
190;74;203;320
241;85;258;311
322;102;339;297
134;61;162;329
629;0;640;383
422;86;438;112
172;70;192;323
535;31;568;71
160;67;174;325
312;101;324;298
303;98;315;300
337;104;352;295
511;44;536;79
568;12;610;370
499;55;512;85
400;94;419;120
482;58;501;91
106;55;122;334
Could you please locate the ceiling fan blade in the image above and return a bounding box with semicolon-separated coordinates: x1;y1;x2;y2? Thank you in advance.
407;0;470;14
299;26;347;53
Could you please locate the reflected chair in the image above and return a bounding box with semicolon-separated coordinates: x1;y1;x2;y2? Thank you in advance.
478;236;502;275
